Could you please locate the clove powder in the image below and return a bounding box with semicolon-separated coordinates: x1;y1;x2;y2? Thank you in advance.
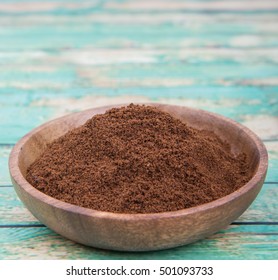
26;104;252;213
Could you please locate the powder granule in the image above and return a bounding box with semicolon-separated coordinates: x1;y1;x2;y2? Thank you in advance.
26;104;252;213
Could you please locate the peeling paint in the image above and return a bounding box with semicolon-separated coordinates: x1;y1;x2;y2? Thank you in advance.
241;115;278;140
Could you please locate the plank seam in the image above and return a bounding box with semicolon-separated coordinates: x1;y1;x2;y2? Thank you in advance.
0;224;46;228
232;222;278;225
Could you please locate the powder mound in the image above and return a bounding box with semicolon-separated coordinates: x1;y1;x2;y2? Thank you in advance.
26;104;252;213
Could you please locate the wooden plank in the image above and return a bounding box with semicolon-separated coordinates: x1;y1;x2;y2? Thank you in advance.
0;225;277;259
0;146;11;185
0;187;39;226
1;48;278;63
1;62;278;83
2;19;278;34
0;1;99;13
237;182;278;222
1;22;278;43
265;142;278;183
0;0;278;14
0;183;277;226
105;1;278;12
0;93;277;143
1;12;278;49
1;12;278;26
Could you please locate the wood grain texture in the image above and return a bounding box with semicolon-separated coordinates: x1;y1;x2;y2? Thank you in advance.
105;1;278;12
0;0;277;258
0;95;277;144
1;225;278;260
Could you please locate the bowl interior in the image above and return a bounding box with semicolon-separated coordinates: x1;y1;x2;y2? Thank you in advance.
17;104;260;189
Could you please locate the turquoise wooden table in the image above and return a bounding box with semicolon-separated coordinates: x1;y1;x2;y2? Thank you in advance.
0;0;278;259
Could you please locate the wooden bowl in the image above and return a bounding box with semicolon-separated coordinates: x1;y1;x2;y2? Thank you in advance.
9;104;268;251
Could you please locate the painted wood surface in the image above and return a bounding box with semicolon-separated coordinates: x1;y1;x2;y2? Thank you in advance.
0;0;277;259
1;225;278;260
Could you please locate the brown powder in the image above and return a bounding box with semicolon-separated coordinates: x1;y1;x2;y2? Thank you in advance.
26;104;252;213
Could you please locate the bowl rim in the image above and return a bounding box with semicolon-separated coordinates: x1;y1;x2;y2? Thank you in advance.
9;103;268;220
